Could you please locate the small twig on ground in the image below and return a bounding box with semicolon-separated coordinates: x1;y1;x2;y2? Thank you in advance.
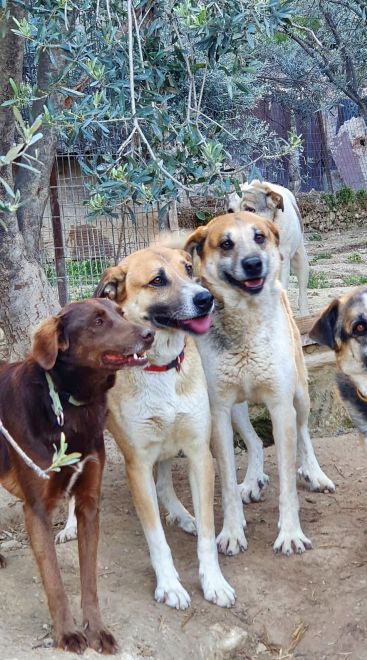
181;608;196;630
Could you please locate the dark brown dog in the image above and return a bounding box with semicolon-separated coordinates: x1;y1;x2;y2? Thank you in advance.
0;298;153;654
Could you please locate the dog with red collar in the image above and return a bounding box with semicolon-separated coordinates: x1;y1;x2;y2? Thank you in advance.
60;245;235;611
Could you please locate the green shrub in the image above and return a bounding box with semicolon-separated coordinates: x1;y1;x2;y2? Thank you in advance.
342;275;367;286
347;253;363;264
335;186;354;205
308;270;328;289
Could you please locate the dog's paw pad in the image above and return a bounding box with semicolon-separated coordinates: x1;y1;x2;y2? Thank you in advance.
58;630;88;654
155;582;191;610
86;628;119;654
216;525;247;556
55;526;78;545
273;529;312;556
298;467;335;493
165;512;197;536
238;473;269;504
202;574;236;608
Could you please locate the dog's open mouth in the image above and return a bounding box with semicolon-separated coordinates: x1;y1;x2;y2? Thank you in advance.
152;314;212;335
224;272;265;294
101;351;148;368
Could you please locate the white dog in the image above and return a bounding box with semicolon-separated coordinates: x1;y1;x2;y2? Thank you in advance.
227;180;309;315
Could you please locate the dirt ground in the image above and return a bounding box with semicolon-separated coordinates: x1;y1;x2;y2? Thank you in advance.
1;433;367;660
1;225;367;660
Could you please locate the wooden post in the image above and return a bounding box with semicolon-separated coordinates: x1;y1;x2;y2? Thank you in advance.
49;159;68;306
316;111;334;193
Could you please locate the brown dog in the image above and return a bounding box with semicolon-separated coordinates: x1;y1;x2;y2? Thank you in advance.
0;299;153;654
310;285;367;444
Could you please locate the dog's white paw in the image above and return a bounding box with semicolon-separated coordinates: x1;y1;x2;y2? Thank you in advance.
55;524;77;544
238;472;269;504
273;527;312;556
201;571;236;608
216;522;247;556
155;580;191;610
165;512;197;536
298;465;335;493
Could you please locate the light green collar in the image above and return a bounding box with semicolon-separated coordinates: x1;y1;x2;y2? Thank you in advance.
45;372;86;428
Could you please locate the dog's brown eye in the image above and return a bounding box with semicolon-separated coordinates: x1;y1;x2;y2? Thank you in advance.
353;321;367;335
149;275;166;287
254;233;265;245
244;206;255;213
185;263;193;277
95;317;104;326
220;239;234;251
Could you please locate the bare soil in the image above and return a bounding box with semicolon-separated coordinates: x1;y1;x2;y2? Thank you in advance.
1;226;367;660
1;434;367;660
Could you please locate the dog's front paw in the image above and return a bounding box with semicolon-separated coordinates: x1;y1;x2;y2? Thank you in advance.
55;524;77;544
298;465;335;493
273;528;312;556
85;627;119;655
0;553;7;568
216;523;247;556
155;580;191;610
201;570;236;608
57;630;88;654
238;472;269;503
166;512;197;536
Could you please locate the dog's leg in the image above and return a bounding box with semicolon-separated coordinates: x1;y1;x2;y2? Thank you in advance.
212;406;247;555
55;496;77;544
232;402;269;503
186;443;236;607
23;502;88;653
295;385;335;492
279;253;291;291
291;244;309;315
156;459;197;535
267;398;312;555
126;458;191;610
74;454;118;655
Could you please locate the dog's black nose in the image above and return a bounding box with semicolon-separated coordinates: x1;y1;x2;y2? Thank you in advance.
193;290;214;312
241;256;263;278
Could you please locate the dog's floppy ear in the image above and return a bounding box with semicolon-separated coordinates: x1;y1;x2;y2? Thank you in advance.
266;190;284;213
309;299;340;349
31;315;69;370
184;225;208;258
93;264;127;302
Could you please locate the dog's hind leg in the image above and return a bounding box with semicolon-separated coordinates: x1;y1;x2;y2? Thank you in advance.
156;459;197;535
55;496;77;544
186;443;235;607
291;243;309;316
294;385;335;492
126;457;191;610
231;402;269;503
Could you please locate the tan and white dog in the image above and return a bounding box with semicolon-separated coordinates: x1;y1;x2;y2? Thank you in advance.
182;212;334;556
87;246;234;610
227;180;309;315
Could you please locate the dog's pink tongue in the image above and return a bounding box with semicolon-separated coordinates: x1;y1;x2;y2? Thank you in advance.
181;315;212;334
243;278;263;288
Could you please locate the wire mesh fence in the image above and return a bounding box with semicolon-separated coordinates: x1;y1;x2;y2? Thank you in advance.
41;154;160;305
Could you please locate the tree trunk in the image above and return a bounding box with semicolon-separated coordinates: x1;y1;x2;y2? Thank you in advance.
0;2;59;361
15;48;66;261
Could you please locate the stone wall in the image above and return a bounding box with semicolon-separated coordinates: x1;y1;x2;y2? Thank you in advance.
297;191;367;233
177;190;367;233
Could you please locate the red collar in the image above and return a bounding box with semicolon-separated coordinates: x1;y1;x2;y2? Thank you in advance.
144;348;185;373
